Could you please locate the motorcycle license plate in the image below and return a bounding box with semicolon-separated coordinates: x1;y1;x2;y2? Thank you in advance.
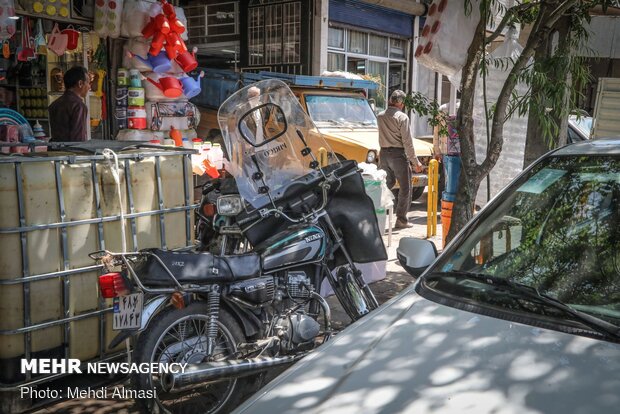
113;293;143;330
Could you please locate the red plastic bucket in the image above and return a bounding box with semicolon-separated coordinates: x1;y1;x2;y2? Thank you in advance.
62;26;80;50
127;106;147;130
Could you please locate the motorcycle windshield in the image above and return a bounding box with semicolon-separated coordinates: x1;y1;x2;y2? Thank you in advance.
218;79;339;209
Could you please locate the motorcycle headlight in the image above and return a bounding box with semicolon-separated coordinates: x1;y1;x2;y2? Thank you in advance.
216;195;243;216
366;150;377;163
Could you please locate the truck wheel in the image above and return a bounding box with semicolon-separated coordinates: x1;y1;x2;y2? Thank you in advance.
411;187;425;201
391;187;424;202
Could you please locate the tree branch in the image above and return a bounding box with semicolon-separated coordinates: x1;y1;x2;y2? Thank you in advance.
477;0;579;182
486;2;540;44
458;12;488;181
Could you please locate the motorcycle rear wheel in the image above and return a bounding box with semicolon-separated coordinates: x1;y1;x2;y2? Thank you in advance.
131;303;253;414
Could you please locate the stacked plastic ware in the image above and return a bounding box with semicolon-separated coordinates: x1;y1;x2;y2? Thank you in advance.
440;116;461;247
116;0;200;143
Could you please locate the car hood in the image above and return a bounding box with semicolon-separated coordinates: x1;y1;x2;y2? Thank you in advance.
235;287;620;414
318;128;434;157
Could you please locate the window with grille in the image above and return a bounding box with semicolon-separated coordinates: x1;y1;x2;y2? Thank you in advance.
248;0;300;66
186;1;239;45
249;7;265;65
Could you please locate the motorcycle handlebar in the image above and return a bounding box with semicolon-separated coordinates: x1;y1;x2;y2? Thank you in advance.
238;164;358;228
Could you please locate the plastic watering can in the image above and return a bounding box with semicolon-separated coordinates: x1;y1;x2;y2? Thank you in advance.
146;76;183;98
181;71;204;99
128;51;172;73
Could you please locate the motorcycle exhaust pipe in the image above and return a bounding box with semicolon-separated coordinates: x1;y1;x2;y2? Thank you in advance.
162;355;303;392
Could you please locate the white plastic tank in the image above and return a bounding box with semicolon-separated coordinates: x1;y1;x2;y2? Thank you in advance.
0;145;194;386
211;143;224;169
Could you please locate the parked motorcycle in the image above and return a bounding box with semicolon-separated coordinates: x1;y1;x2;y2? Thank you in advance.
90;79;387;414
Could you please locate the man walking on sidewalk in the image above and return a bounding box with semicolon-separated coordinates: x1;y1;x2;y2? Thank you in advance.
378;90;423;229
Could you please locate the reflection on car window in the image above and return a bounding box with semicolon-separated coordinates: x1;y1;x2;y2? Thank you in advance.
433;156;620;324
305;95;377;127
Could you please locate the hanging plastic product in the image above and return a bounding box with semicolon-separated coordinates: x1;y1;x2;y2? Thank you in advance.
17;17;36;61
47;23;68;56
121;0;152;38
415;0;480;78
33;18;46;53
95;0;124;39
0;0;17;41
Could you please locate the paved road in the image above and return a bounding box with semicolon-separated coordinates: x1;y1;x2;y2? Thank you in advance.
29;196;442;414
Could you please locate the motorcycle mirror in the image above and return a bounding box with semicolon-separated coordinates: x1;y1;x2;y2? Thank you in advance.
368;98;376;112
88;250;108;260
238;103;287;146
396;237;438;279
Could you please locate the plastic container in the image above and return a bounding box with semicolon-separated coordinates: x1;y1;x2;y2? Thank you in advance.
192;138;202;152
0;148;194;387
127;87;145;106
182;137;192;149
444;155;461;194
363;178;383;209
129;69;142;87
115;107;128;130
375;208;387;234
127;106;147;130
441;200;453;248
169;126;183;147
117;67;129;86
211;143;224;169
115;86;128;107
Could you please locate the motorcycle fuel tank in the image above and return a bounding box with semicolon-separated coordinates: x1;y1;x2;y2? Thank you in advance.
259;226;326;271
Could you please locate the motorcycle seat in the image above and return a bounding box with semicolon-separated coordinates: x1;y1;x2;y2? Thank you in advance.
134;249;261;286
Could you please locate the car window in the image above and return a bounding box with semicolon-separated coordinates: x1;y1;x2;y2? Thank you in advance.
305;95;377;127
431;156;620;326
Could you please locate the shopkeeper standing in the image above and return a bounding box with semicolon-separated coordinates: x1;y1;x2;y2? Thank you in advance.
49;66;90;142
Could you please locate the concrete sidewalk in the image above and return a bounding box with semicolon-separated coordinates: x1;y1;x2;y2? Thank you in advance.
327;192;442;329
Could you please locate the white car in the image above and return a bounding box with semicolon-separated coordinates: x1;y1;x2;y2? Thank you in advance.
234;137;620;414
567;114;593;142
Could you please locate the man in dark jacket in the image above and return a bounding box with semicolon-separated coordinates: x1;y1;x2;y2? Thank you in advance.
49;66;90;142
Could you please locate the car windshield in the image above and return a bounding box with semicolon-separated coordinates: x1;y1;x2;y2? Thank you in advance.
428;155;620;330
305;95;377;128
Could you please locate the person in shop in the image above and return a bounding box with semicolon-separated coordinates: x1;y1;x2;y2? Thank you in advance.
377;89;424;229
48;66;90;142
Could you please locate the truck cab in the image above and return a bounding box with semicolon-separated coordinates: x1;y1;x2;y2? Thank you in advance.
195;70;435;200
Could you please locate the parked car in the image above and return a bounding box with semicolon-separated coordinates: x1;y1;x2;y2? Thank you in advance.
233;137;620;414
567;114;593;143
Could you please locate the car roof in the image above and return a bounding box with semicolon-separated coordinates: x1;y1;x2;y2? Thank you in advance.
554;137;620;156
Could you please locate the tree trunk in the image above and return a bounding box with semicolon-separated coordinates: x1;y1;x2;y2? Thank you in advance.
550;16;573;147
447;1;578;245
524;35;552;167
524;15;573;167
446;15;487;243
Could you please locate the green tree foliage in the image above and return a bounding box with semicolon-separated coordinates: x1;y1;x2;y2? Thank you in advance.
408;0;618;244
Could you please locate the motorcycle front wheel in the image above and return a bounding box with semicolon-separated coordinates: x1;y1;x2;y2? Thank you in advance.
131;303;252;414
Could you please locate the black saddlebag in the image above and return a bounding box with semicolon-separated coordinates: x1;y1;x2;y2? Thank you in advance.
134;249;261;286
